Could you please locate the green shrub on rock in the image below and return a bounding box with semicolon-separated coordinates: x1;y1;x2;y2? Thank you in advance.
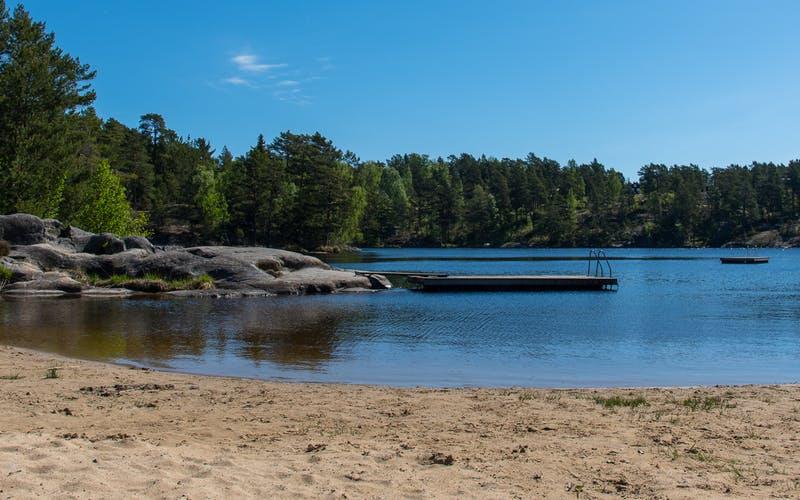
70;161;150;237
0;264;12;290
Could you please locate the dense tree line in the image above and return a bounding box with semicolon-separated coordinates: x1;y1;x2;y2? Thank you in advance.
2;2;799;248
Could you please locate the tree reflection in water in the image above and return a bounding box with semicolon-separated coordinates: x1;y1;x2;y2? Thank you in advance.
0;297;362;370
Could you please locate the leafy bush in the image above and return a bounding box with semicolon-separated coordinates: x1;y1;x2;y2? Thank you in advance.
70;161;150;236
0;264;12;291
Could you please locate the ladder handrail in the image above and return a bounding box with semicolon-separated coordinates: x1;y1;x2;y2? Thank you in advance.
587;249;612;277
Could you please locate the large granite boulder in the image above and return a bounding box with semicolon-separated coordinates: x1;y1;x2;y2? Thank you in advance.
84;233;126;255
0;214;48;245
10;243;84;271
64;226;95;252
42;219;65;241
0;258;43;282
124;236;155;254
4;272;83;293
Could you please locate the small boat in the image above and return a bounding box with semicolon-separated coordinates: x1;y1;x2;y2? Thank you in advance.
720;256;769;264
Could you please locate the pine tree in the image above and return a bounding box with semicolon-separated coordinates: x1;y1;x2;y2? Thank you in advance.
0;1;96;216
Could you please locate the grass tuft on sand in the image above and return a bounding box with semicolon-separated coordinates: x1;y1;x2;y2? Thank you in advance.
683;395;735;411
593;395;648;409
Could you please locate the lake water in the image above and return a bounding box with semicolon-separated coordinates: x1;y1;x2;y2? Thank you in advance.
1;248;799;387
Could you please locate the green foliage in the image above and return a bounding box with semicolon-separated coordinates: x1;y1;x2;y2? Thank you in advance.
1;2;799;250
85;272;214;291
269;131;361;249
0;2;96;217
682;395;734;411
194;162;228;233
70;161;148;236
0;263;12;289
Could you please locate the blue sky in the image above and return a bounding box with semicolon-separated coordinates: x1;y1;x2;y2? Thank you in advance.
11;0;800;177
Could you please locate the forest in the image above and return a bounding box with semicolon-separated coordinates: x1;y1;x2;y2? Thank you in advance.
2;2;800;250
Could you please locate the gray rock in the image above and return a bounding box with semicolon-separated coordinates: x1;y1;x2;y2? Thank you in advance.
10;243;82;271
54;238;78;252
365;273;392;290
0;214;47;245
2;214;388;296
4;273;83;293
185;246;327;270
0;258;43;282
745;230;783;248
65;226;95;252
124;236;155;254
167;289;273;298
84;233;126;255
42;219;65;241
81;287;135;298
1;289;68;297
269;268;373;295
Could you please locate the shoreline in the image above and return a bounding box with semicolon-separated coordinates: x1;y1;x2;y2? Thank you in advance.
1;344;798;498
8;342;799;391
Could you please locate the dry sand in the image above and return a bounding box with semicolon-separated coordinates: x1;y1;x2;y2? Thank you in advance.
0;344;799;499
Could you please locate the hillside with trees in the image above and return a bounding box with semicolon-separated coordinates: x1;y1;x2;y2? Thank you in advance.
2;1;799;250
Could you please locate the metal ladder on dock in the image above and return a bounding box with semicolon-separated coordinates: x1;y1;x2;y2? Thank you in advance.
587;249;616;290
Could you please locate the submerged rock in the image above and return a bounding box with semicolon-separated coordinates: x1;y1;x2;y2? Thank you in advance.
80;287;135;298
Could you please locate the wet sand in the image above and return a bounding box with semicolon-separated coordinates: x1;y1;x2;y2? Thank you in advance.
0;344;798;499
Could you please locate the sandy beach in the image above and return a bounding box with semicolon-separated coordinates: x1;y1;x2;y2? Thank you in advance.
0;345;798;499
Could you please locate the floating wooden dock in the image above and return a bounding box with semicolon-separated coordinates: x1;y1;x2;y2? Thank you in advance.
720;257;769;264
407;275;618;291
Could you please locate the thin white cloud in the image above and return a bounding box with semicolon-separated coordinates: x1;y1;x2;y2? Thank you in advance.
273;88;311;105
216;51;326;105
317;56;334;71
232;54;287;73
223;76;250;86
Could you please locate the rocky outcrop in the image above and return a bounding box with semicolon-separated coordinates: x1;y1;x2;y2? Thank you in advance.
0;214;387;297
4;272;84;293
84;233;126;255
0;214;48;245
123;236;155;254
722;229;800;248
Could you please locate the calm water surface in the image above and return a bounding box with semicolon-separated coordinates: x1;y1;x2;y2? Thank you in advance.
1;248;799;387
